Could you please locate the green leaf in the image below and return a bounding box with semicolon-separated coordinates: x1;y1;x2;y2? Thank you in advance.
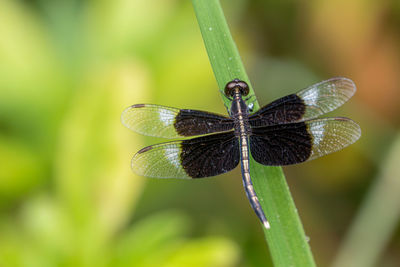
191;1;316;266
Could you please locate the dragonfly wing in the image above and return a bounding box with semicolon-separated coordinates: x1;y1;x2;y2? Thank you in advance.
122;104;234;138
132;131;240;178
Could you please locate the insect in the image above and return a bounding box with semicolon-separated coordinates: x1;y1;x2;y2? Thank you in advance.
121;77;361;229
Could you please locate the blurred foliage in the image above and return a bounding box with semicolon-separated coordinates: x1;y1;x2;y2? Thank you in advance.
0;0;399;266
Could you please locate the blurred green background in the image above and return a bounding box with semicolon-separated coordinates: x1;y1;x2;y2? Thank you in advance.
1;0;400;266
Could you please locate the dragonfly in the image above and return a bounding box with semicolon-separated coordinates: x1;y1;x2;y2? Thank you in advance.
121;77;361;229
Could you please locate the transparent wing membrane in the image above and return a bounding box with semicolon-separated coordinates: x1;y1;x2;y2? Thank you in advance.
122;104;181;138
132;142;192;179
307;118;361;160
298;77;356;120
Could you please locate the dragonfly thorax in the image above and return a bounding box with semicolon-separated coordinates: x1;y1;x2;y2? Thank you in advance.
230;91;251;137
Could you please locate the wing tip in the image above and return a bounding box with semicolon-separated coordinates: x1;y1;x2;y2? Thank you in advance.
330;117;362;141
330;76;357;94
298;76;357;101
131;150;150;177
340;117;362;146
121;104;152;131
121;105;140;127
352;120;362;142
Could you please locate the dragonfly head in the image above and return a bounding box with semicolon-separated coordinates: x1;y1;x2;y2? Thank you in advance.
224;79;249;97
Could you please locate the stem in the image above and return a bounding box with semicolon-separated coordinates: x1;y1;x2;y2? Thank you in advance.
191;1;316;266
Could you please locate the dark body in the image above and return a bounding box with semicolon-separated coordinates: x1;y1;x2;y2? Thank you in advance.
121;78;361;228
229;82;270;228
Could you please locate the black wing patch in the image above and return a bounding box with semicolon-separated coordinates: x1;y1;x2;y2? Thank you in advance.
249;77;356;127
249;118;361;166
249;94;306;127
250;121;312;165
174;109;234;137
122;104;234;139
180;131;240;178
131;131;240;178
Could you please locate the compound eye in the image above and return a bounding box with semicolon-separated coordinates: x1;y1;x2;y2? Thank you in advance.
237;81;249;96
224;80;238;97
224;79;249;97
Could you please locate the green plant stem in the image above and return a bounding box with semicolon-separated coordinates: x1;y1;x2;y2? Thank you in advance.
191;1;316;266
